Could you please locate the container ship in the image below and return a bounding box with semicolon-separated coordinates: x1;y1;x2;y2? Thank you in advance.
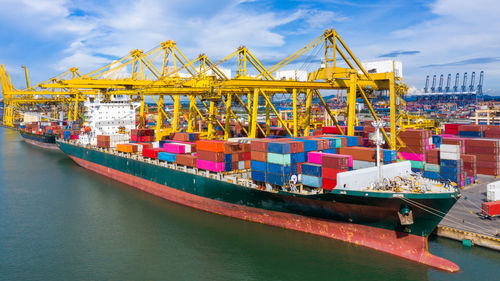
54;97;461;272
18;121;80;150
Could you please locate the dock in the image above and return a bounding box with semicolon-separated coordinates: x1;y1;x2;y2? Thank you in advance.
436;175;500;250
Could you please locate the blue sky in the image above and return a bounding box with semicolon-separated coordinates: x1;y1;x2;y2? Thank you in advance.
0;0;499;94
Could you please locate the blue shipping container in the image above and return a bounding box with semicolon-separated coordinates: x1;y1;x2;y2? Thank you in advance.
423;171;441;180
440;166;460;174
267;163;291;175
459;131;483;138
267;173;291;186
323;148;336;154
297;152;305;163
251;160;267;172
267;142;291;154
301;163;322;176
411;168;423;173
158;152;176;162
224;162;232;171
440;159;461;167
293;139;317;152
302;175;321;188
251;170;266;182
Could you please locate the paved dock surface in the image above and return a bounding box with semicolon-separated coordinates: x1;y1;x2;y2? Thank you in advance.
438;175;500;248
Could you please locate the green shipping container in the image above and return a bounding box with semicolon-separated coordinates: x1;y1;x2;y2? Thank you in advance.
424;163;440;172
267;153;291;165
410;160;424;169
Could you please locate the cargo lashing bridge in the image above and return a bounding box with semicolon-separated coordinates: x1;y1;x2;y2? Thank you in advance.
1;28;435;151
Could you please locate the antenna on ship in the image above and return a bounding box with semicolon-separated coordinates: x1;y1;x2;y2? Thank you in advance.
371;120;386;185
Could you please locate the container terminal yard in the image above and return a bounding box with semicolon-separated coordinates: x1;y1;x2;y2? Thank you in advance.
1;22;500;278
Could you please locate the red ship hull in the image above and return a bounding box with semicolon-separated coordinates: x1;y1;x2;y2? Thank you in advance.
69;154;460;272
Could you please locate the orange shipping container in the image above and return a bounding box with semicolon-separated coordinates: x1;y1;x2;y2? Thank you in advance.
116;144;138;153
196;140;225;152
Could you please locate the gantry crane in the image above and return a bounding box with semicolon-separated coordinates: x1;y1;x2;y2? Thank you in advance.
2;27;422;150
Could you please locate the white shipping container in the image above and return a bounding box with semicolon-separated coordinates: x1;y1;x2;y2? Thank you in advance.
440;152;461;160
487;189;500;201
440;144;461;154
228;137;252;144
487;181;500;191
336;161;412;191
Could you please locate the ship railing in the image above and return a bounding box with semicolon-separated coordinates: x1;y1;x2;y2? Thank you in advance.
83;141;262;191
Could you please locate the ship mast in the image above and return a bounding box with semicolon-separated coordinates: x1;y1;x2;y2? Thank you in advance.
371;120;386;185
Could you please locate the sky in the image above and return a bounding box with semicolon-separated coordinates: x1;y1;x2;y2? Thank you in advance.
0;0;499;94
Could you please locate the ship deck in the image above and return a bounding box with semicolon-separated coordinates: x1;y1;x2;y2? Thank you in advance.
59;140;459;200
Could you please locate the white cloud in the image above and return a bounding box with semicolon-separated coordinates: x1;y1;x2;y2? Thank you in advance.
353;0;500;92
4;0;498;93
305;10;348;28
54;51;109;72
0;0;319;76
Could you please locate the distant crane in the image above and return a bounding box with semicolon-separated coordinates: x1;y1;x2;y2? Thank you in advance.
431;75;437;93
453;73;460;92
424;75;430;93
438;74;444;93
445;74;451;93
461;72;468;92
477;71;484;95
469;71;476;92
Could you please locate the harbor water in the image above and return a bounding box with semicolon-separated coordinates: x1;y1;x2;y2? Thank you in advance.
1;126;499;281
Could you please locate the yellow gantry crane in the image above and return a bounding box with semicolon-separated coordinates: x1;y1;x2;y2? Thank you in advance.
2;27;431;150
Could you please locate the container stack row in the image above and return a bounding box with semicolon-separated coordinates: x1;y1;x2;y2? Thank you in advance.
196;140;250;172
96;134;129;148
440;144;464;187
131;129;155;142
465;139;500;176
301;152;350;190
397;129;433;170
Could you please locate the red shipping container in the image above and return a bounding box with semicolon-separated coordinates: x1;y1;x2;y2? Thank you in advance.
398;129;431;139
458;124;485;132
466;139;499;148
477;167;499;176
482;201;500;216
466;146;499;155
338;147;382;162
444;124;460;135
322;167;347;180
176;154;197;167
322;154;349;169
250;151;267;162
197;150;225;162
474;154;499;162
290;141;305;153
142;148;163;159
322;178;337;190
322;126;347;135
250;139;273;152
477;161;499;169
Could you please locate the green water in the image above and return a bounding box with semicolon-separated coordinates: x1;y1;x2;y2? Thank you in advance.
1;127;499;281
